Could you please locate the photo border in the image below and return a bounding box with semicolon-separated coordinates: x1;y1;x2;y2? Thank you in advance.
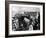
5;1;45;37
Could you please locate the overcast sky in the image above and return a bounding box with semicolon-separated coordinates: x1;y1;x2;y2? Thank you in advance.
11;6;40;17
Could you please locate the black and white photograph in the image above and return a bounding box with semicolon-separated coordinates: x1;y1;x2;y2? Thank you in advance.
12;7;40;31
5;1;45;37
